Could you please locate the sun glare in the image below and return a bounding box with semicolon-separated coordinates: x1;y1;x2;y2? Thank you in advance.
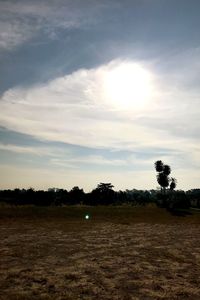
103;62;153;110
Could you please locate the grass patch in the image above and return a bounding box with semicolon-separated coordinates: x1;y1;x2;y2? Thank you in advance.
1;205;200;299
0;204;200;224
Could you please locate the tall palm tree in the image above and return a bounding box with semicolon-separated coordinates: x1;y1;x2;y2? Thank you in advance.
163;165;171;176
157;172;169;192
154;160;164;173
154;161;171;193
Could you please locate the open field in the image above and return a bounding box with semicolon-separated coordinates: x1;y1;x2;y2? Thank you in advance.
1;206;200;299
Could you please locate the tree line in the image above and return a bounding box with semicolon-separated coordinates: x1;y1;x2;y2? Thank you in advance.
0;184;199;209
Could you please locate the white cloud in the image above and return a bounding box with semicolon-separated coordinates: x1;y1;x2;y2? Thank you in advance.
50;155;127;168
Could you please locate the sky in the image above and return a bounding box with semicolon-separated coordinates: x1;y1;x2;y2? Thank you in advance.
0;0;199;192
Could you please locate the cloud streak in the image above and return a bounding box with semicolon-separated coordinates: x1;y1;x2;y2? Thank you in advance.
0;0;109;51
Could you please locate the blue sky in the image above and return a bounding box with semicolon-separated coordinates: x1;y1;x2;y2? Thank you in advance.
0;0;199;191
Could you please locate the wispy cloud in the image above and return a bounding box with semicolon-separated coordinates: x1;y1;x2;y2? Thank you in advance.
0;143;45;155
0;0;109;51
0;19;35;50
50;155;127;168
0;142;67;158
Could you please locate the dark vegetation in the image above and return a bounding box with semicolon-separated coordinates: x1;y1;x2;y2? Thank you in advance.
0;185;199;210
0;185;152;206
154;160;195;212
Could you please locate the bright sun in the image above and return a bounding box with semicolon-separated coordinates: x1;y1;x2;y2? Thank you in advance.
103;61;153;110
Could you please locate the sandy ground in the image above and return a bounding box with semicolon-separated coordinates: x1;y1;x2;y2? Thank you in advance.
1;212;200;299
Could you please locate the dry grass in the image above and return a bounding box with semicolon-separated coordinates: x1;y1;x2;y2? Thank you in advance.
0;205;200;299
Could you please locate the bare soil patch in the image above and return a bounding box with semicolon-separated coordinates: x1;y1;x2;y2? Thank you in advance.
0;206;200;299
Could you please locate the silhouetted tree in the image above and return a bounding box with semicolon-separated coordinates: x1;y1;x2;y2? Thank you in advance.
115;190;127;205
186;189;200;208
91;183;115;205
97;183;114;192
154;160;164;172
163;164;171;176
155;161;171;192
154;160;181;210
156;172;170;191
170;178;177;191
168;190;190;210
68;186;85;205
54;189;69;205
125;189;152;205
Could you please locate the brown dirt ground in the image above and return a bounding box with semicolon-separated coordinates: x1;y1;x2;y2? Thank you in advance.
0;206;200;300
